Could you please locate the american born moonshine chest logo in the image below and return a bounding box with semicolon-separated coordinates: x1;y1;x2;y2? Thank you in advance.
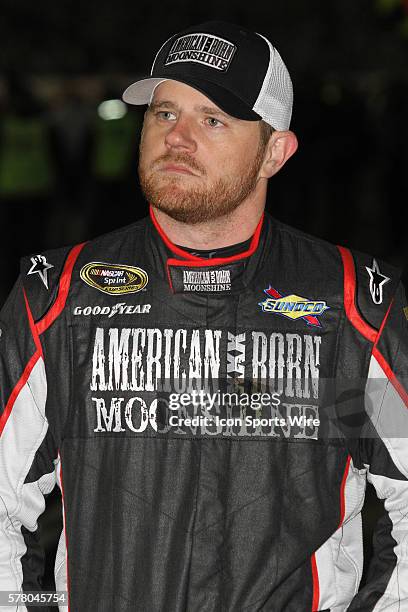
88;327;322;439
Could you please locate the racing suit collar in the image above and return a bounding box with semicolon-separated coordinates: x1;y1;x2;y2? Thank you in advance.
147;205;272;294
149;205;264;264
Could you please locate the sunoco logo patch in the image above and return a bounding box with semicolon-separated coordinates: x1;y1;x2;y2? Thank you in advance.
258;287;329;328
165;33;236;72
80;262;148;295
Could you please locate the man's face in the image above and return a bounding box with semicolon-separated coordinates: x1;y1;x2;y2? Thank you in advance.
138;80;268;224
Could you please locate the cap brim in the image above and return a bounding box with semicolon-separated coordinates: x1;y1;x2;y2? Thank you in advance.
123;77;169;106
122;75;261;122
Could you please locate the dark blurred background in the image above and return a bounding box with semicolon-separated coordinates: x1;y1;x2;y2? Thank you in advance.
1;0;407;592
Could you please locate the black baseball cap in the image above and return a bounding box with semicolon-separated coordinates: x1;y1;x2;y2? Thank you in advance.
123;21;293;131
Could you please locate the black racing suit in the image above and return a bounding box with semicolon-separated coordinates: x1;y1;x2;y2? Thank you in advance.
0;208;407;611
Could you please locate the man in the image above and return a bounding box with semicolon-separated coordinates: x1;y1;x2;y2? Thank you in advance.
0;20;407;612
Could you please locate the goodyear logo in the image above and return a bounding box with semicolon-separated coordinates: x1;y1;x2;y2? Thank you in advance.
80;262;148;295
259;287;329;327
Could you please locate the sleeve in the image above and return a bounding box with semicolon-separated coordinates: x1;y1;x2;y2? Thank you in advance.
348;281;408;611
0;277;59;611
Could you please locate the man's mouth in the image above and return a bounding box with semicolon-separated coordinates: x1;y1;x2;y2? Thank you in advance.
159;163;197;176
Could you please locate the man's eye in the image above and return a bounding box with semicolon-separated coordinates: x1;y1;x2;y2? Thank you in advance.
156;111;176;121
206;117;223;127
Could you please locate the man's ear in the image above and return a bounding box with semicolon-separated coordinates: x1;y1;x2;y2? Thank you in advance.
259;130;298;179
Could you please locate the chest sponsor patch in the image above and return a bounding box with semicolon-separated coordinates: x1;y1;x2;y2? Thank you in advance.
168;261;244;293
89;326;323;440
80;262;148;295
165;33;236;71
73;303;151;317
258;286;329;328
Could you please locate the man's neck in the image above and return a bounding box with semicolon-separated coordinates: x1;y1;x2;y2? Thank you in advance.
152;198;266;250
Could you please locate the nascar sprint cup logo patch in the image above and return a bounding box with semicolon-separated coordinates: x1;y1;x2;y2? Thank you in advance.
80;262;148;295
165;33;236;71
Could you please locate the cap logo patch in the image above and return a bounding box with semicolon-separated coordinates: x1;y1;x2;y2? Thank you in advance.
165;33;236;71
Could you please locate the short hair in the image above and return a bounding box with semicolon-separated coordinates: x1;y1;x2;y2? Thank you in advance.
259;121;275;149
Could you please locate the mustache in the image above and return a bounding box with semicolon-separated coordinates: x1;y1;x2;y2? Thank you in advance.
152;153;205;175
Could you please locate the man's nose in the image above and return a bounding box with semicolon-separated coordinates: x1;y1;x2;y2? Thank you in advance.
164;117;197;152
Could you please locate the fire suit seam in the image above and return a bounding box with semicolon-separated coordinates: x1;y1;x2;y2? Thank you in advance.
184;437;203;610
370;291;402;401
369;377;390;432
219;295;243;612
32;284;59;326
0;494;21;593
373;298;394;352
74;457;186;525
213;291;243;610
328;535;339;604
54;555;65;576
243;591;279;611
1;417;48;593
265;442;288;611
194;489;278;536
339;538;360;595
238;449;288;611
219;439;233;612
332;249;348;380
333;248;358;465
60;314;75;443
11;419;49;518
115;486;185;527
378;505;406;611
370;390;408;484
332;310;346;380
25;379;47;424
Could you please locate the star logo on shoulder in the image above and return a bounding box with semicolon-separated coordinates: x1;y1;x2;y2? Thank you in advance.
365;258;390;305
27;255;54;290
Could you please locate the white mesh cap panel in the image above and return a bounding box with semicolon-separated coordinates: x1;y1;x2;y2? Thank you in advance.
253;34;293;131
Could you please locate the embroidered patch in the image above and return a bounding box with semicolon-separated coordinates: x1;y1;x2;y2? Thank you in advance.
165;33;236;71
73;303;151;317
27;255;54;290
258;287;329;328
167;260;246;293
365;259;390;305
80;262;148;295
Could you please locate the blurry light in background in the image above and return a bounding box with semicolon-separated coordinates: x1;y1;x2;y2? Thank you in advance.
98;99;127;120
376;0;401;12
